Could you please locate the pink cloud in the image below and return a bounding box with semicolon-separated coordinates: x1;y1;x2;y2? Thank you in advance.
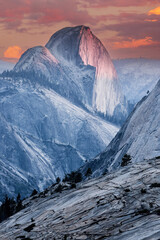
102;16;160;42
79;0;160;8
0;0;159;33
0;0;159;59
0;0;96;29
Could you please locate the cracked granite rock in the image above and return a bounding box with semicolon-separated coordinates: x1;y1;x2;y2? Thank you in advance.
0;158;160;240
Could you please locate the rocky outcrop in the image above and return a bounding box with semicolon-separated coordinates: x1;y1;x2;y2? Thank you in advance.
0;158;160;239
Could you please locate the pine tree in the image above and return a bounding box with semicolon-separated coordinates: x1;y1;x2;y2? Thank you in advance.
56;177;61;184
85;168;92;177
16;193;23;212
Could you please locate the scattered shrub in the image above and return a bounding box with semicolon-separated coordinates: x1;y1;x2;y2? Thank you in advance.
121;154;131;167
124;188;130;192
70;183;76;189
135;209;150;215
149;202;153;208
55;184;62;193
155;209;160;215
24;223;35;232
102;170;108;176
150;183;160;188
85;168;92;177
56;177;61;184
141;188;147;194
64;234;68;240
63;171;82;183
31;189;38;197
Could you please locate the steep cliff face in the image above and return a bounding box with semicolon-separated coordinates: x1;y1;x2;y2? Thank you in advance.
82;79;160;176
78;26;121;116
46;25;127;119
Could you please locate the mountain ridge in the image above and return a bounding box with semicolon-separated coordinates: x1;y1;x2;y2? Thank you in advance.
14;25;128;123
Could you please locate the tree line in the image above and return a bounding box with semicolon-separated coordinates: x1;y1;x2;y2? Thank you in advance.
0;193;23;223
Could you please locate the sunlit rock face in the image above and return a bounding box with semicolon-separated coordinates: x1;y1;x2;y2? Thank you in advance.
46;25;127;119
79;26;121;116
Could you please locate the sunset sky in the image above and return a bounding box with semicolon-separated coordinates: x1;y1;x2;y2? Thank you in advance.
0;0;160;62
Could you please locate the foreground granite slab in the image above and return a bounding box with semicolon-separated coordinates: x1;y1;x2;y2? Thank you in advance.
0;158;160;240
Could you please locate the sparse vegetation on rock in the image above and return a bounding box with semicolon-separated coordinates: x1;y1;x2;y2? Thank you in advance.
121;154;131;167
0;193;24;223
56;177;61;184
63;171;82;184
55;184;63;193
31;189;38;197
85;167;92;177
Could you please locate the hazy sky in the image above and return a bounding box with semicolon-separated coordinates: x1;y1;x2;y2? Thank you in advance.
0;0;160;62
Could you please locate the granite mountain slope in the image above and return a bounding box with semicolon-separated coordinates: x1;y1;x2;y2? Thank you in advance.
0;77;118;201
83;79;160;176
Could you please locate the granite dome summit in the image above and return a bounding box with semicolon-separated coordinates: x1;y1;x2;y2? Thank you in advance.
15;25;128;122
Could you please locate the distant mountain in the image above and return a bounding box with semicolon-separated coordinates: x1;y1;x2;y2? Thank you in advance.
82;79;160;176
46;26;122;117
14;45;95;110
15;26;128;123
114;58;160;103
14;46;58;74
0;60;15;73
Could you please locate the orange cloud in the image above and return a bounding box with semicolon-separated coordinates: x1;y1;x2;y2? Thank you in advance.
148;6;160;15
144;19;158;22
4;46;23;59
113;37;156;49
